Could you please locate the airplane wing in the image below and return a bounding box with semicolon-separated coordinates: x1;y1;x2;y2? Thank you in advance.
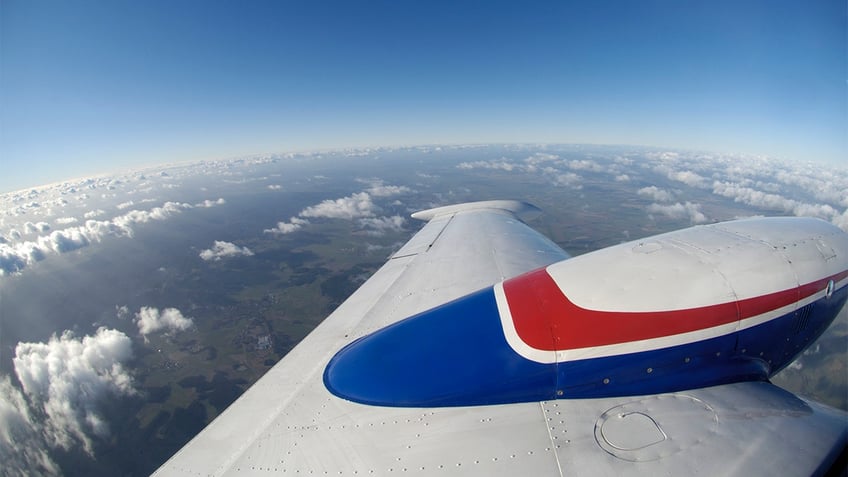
154;200;847;476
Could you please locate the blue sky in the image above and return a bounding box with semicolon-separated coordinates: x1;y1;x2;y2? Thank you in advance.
1;0;845;192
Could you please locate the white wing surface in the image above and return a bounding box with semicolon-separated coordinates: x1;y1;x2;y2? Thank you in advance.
154;200;846;476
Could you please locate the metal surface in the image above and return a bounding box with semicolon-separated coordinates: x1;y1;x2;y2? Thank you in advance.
154;203;847;476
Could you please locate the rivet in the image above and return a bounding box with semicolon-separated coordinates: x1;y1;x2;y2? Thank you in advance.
684;357;690;363
603;378;610;384
646;367;653;374
556;390;564;396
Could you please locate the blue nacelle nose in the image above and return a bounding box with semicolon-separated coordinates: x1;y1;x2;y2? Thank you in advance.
324;287;558;407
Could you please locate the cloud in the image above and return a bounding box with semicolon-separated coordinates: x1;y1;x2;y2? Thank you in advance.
358;215;405;235
669;170;708;188
553;172;583;189
55;217;78;225
83;209;105;219
648;202;708;224
457;160;517;171
134;307;194;337
638;186;675;202
301;192;377;219
195;198;226;208
267;184;282;190
0;376;59;476
711;181;843;227
12;328;136;455
0;199;225;276
264;217;309;235
567;159;605;172
367;184;411;197
199;241;254;261
24;222;51;234
263;182;409;236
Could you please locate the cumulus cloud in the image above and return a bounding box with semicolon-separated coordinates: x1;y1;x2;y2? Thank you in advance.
301;192;377;219
457;159;518;171
196;198;226;208
199;241;254;261
12;328;136;455
135;307;194;338
24;222;51;234
84;209;105;219
267;184;282;190
638;186;675;202
264;217;309;235
712;181;842;226
55;217;78;225
263;182;409;236
648;202;708;224
367;184;411;197
0;376;59;476
668;170;708;188
567;159;605;172
553;172;583;189
0;199;225;276
358;215;406;235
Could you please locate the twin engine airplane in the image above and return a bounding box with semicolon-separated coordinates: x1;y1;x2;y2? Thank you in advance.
155;200;847;476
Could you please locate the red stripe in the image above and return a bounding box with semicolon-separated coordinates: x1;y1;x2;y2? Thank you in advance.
503;268;848;351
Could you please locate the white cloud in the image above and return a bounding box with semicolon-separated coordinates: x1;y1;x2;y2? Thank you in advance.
301;192;377;219
195;198;226;208
55;217;78;225
668;170;708;188
367;184;411;197
615;174;630;182
553;172;583;189
116;200;135;210
24;222;51;234
648;202;708;224
264;217;309;235
12;328;136;455
0;376;59;476
638;186;675;202
457;160;517;171
84;209;105;219
134;307;194;338
567;159;605;172
358;215;405;235
0;199;225;275
199;241;254;261
832;210;848;232
267;184;282;190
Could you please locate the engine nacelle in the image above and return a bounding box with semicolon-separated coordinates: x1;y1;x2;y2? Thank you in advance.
325;217;848;407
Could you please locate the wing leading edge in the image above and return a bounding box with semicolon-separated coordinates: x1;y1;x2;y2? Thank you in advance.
154;201;847;476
